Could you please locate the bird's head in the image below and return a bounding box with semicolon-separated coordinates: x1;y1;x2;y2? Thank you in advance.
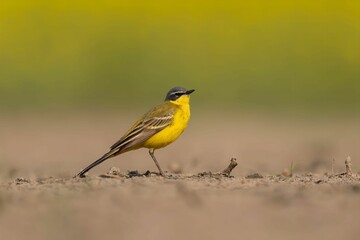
165;87;195;104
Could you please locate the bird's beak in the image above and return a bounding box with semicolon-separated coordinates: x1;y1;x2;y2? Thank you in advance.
186;89;195;95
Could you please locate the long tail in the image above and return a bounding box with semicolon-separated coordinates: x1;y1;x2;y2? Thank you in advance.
75;151;116;178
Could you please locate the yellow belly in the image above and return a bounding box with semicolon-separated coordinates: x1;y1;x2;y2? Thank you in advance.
143;104;190;150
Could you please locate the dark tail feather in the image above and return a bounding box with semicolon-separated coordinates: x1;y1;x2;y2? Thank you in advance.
75;151;115;178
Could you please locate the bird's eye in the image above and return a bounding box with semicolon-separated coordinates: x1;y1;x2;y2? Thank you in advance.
167;91;184;101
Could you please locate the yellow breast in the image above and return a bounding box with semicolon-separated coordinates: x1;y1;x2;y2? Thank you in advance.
143;96;191;149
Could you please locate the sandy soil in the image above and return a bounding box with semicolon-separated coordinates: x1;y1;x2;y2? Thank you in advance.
0;112;359;240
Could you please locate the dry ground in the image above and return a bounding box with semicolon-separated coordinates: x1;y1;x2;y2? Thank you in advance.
0;112;359;240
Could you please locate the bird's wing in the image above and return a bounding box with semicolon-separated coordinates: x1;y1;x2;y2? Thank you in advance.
109;102;176;152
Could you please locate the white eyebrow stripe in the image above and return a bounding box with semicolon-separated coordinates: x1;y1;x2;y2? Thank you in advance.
170;91;185;95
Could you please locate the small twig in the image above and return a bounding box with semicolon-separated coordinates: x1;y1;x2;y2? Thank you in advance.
335;156;353;177
345;156;352;176
331;157;335;175
197;157;238;178
221;157;238;176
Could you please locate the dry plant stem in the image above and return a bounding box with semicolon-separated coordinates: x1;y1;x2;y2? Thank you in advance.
221;158;238;176
335;156;353;177
345;156;352;176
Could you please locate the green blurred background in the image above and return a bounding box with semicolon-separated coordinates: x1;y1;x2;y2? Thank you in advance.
0;0;359;113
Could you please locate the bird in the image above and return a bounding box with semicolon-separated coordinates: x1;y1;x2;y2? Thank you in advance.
75;86;195;178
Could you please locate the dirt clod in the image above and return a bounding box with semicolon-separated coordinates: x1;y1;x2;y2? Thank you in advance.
246;173;264;179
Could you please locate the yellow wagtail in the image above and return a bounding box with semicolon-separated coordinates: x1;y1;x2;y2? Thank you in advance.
76;86;195;177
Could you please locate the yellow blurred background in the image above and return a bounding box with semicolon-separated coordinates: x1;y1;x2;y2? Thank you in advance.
0;0;359;113
0;4;360;240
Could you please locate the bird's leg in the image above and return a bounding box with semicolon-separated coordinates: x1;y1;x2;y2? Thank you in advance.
148;149;165;176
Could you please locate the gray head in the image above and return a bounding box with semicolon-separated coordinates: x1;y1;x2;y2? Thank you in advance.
165;87;195;101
